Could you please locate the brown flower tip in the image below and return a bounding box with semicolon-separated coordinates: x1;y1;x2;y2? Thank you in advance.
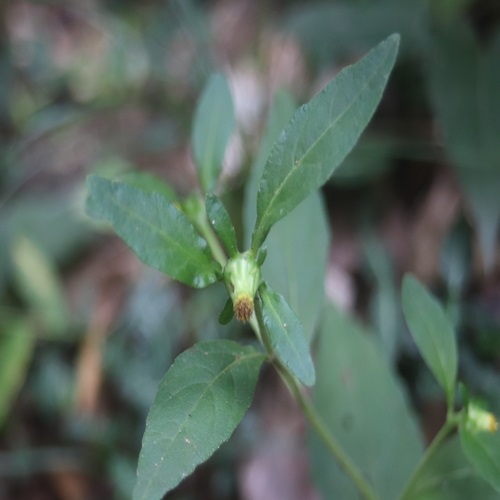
234;293;254;322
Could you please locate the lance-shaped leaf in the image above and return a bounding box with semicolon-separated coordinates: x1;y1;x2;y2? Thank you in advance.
402;274;457;403
192;73;235;192
251;34;399;251
460;425;500;493
206;194;238;257
133;340;265;500
257;282;315;386
86;175;221;288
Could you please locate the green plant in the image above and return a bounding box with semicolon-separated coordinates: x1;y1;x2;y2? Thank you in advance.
85;34;499;500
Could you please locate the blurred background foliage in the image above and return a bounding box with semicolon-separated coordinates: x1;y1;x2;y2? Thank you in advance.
0;0;499;499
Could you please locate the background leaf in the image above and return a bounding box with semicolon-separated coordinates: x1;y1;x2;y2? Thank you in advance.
427;22;500;271
206;194;238;257
192;73;235;192
133;340;265;500
310;305;423;500
0;318;35;428
86;175;221;288
258;192;329;342
257;282;315;386
10;235;68;336
408;435;499;499
402;274;458;402
251;33;400;251
460;425;500;493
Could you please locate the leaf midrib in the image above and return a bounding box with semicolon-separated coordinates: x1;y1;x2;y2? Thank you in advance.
263;287;311;379
102;188;216;273
139;349;263;499
255;47;392;246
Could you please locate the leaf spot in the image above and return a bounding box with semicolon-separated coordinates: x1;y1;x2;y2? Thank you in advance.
185;438;191;444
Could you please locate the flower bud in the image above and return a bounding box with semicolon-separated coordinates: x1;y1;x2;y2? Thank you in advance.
466;403;498;433
223;251;261;322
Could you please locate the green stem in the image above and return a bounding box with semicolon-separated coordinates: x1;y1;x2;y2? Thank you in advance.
399;414;459;499
278;365;380;500
252;303;379;500
196;199;228;267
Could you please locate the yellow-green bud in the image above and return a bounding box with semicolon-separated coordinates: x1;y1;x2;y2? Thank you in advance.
223;251;261;323
466;403;498;433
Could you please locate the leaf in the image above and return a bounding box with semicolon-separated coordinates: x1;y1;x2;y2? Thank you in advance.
427;23;500;271
251;34;400;251
86;175;221;288
206;194;238;257
364;232;401;361
244;90;296;246
192;73;235;192
133;340;265;500
10;235;68;336
408;435;499;499
402;274;458;402
0;319;35;428
460;425;500;493
218;297;234;325
309;305;423;500
256;282;315;386
260;192;329;341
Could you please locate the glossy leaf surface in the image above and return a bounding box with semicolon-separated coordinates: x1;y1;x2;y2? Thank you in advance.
192;73;235;192
402;274;457;401
86;175;221;288
133;340;265;500
310;305;423;499
251;34;399;250
257;282;315;386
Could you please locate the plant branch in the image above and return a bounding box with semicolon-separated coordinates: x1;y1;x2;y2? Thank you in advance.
399;414;460;499
251;306;379;500
195;198;228;267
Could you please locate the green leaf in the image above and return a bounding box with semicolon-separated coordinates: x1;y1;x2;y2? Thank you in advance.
244;90;296;246
218;297;234;325
408;435;499;499
0;319;35;428
260;192;329;341
133;340;265;500
402;274;458;402
10;235;68;336
86;175;221;288
460;425;500;493
192;73;235;192
428;23;500;271
206;194;238;257
251;34;400;251
364;232;401;361
256;282;315;386
310;305;423;500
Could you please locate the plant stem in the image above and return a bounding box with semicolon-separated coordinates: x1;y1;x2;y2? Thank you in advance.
196;199;228;267
399;415;459;499
277;365;380;500
251;306;379;500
